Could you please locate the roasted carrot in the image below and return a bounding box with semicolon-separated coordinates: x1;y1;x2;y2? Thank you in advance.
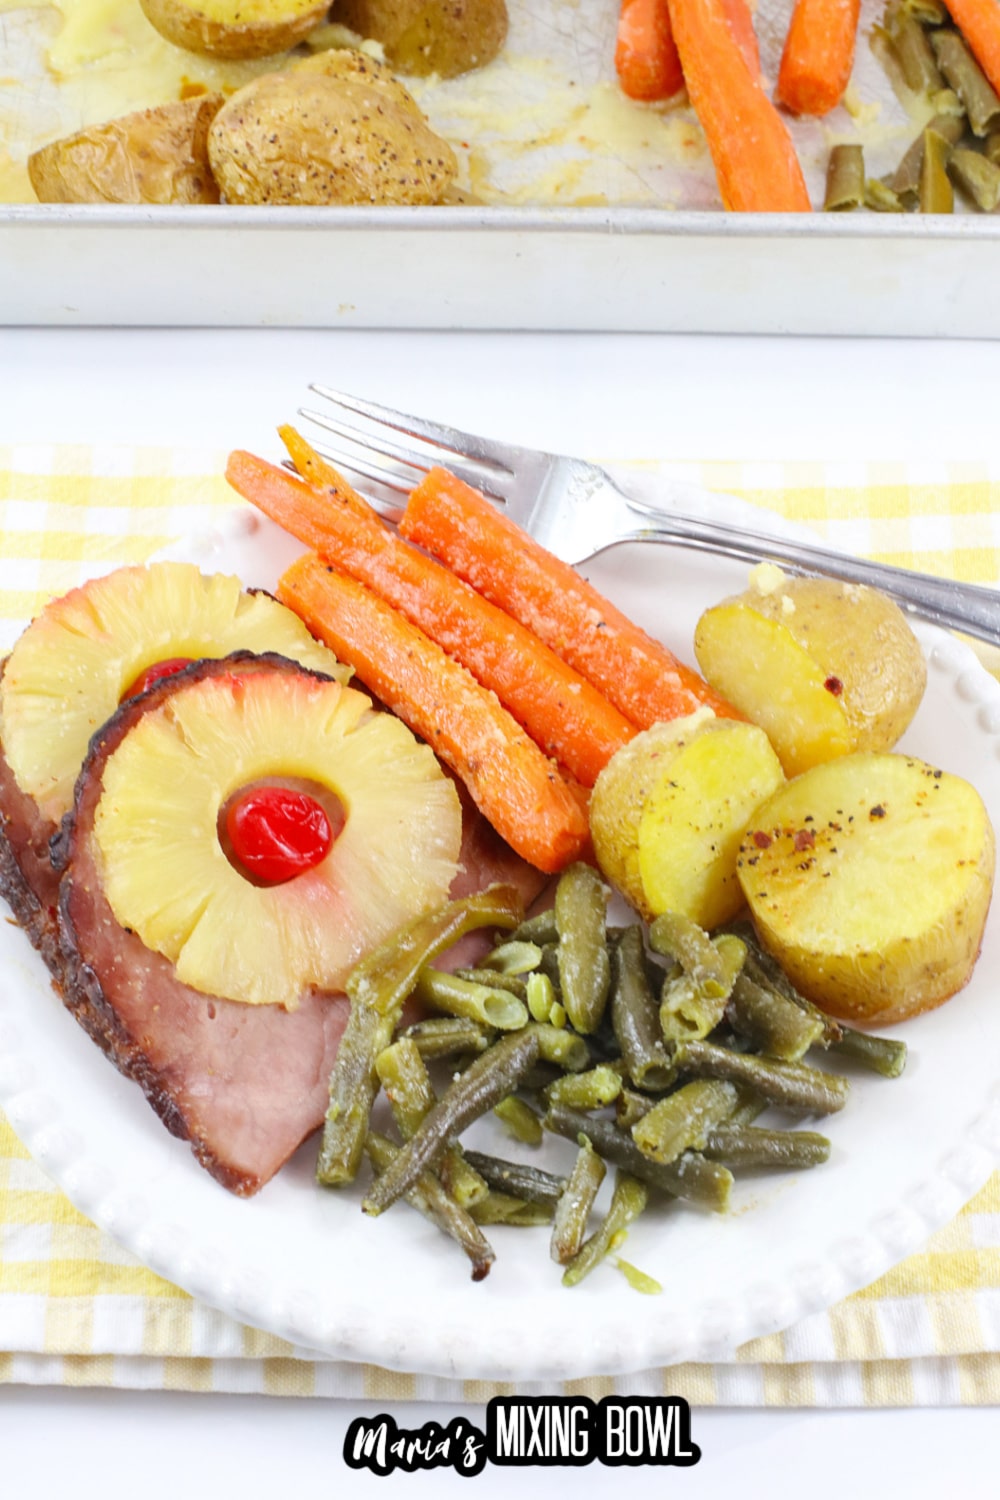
227;448;636;788
616;0;685;100
667;0;812;210
398;466;741;732
723;0;762;78
942;0;1000;97
776;0;861;116
616;0;761;100
277;555;591;875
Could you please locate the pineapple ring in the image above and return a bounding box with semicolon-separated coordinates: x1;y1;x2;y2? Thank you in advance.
0;562;349;824
92;665;463;1009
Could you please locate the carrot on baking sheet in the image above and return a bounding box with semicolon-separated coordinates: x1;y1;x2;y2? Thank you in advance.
940;0;1000;98
398;466;741;732
667;0;812;210
277;554;591;875
616;0;685;100
227;445;636;787
615;0;761;100
776;0;862;116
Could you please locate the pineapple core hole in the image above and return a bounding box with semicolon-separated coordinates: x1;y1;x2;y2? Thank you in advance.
219;777;345;888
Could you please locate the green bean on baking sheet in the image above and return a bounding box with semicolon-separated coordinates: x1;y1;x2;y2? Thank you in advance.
931;30;1000;135
825;144;866;211
317;859;905;1285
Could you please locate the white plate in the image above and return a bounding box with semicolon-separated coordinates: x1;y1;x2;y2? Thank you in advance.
3;489;1000;1382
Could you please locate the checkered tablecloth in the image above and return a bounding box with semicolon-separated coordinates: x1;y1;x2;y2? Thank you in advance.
3;445;1000;1404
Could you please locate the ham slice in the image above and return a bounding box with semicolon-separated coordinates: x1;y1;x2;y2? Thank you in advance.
1;651;548;1196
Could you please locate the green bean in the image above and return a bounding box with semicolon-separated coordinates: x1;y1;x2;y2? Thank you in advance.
703;1125;831;1170
544;1102;733;1211
932;30;1000;134
317;1002;396;1185
659;933;745;1044
494;1095;544;1145
830;1028;908;1078
545;1064;623;1112
948;145;1000;207
825;144;865;210
864;178;906;212
727;972;826;1062
631;1079;739;1165
885;3;947;94
366;1132;496;1281
555;862;611;1034
615;1087;655;1131
470;1192;555;1226
482;940;544;975
509;909;559;945
375;1038;489;1208
985;129;1000;164
920;124;955;211
898;0;948;24
667;1038;850;1116
363;1028;541;1215
323;894;520;1180
347;884;524;1015
615;1259;663;1295
413;967;528;1031
463;1149;566;1206
649;911;726;991
550;1138;607;1264
401;1015;494;1061
562;1172;649;1287
526;970;558;1024
891;112;966;203
526;1021;591;1072
454;967;529;999
611;925;674;1091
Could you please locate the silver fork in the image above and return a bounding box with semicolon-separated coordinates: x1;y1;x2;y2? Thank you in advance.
298;386;1000;648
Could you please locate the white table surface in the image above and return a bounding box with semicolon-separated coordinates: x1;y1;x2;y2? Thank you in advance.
2;324;1000;1496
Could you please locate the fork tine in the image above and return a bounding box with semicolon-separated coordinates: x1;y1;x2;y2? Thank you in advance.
306;386;516;501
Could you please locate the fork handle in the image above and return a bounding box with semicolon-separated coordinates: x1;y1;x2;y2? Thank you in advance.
628;506;1000;648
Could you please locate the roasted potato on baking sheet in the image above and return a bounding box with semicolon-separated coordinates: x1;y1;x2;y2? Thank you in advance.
139;0;328;59
28;96;223;205
208;49;459;204
590;710;785;930
334;0;508;76
737;751;995;1025
694;570;927;778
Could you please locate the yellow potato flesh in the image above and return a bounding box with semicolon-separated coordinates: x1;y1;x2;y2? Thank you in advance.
694;602;853;778
694;578;927;779
637;720;785;929
737;752;995;1024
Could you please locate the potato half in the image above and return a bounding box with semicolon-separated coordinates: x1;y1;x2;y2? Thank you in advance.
208;49;458;204
139;0;328;59
694;571;927;778
589;710;785;929
28;96;223;205
737;751;995;1025
334;0;508;77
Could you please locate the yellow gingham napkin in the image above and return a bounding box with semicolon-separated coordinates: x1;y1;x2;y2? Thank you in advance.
3;445;1000;1405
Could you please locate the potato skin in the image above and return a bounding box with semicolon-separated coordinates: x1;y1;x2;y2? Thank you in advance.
694;574;927;778
139;0;328;60
335;0;508;77
737;751;995;1025
28;96;223;205
208;50;458;205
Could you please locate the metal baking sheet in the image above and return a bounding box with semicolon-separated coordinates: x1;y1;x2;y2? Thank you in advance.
3;0;1000;333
